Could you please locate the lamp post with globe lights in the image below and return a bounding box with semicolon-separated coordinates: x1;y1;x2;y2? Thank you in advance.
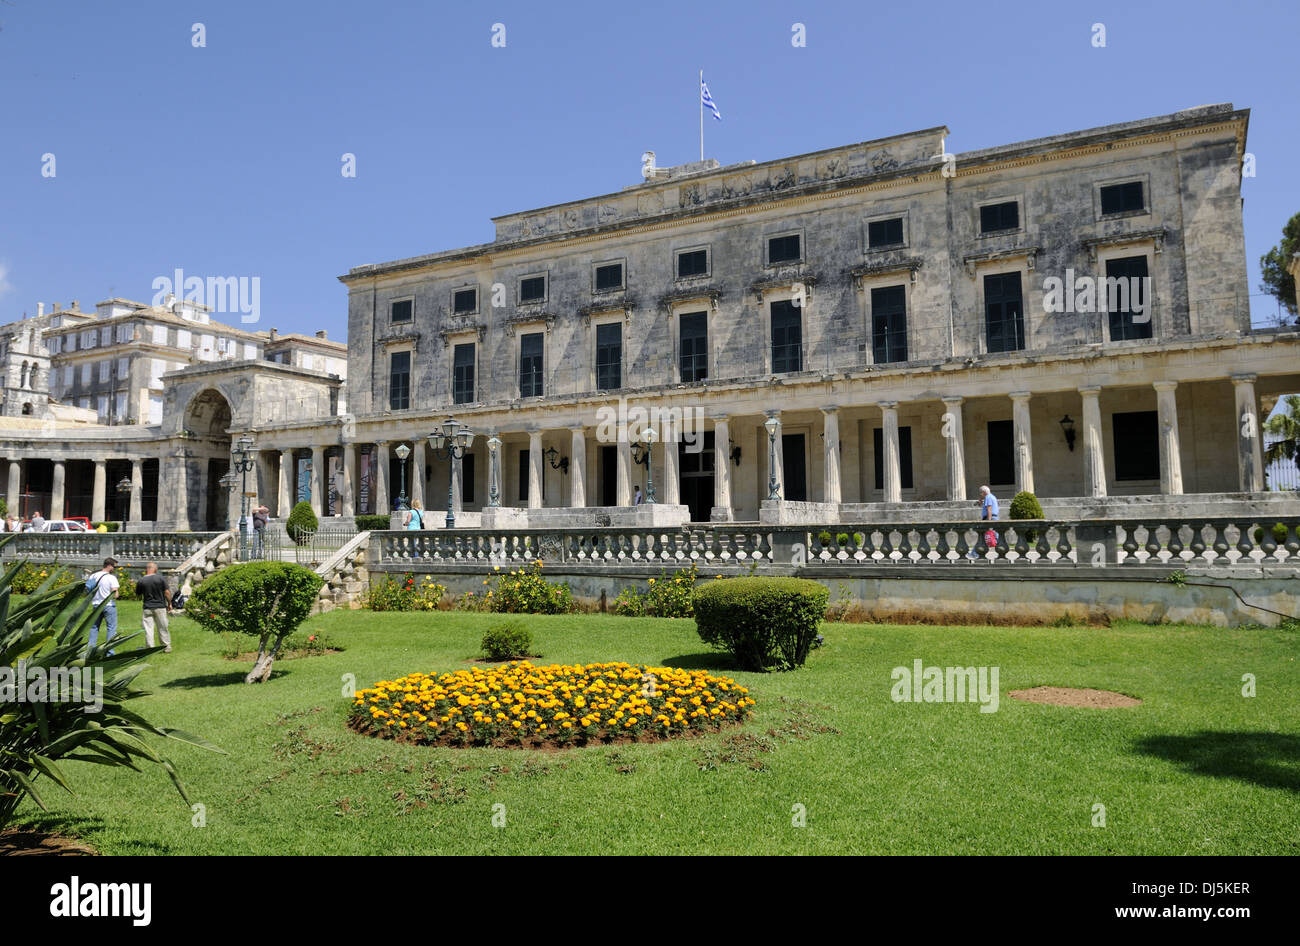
428;418;474;528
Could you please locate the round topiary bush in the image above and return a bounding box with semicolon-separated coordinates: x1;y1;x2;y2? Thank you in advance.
187;561;324;683
693;577;829;672
481;620;533;660
1009;490;1044;521
286;500;318;546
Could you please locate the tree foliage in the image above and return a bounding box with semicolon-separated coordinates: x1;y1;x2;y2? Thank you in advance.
1259;210;1300;322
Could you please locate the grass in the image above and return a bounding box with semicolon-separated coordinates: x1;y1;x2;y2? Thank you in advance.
12;601;1299;855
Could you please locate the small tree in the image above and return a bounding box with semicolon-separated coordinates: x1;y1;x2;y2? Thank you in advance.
187;562;323;683
1259;210;1299;323
286;500;318;546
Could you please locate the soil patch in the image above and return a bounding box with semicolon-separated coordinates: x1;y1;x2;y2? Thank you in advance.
0;828;98;856
1009;686;1141;708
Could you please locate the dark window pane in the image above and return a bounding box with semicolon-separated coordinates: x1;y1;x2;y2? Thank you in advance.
679;311;708;382
768;233;801;263
781;433;807;502
596;322;622;391
987;419;1014;485
1100;180;1145;215
461;454;475;505
868;217;904;248
677;249;708;278
453;288;476;313
984;272;1025;352
1113;411;1159;480
453;343;475;404
519;332;544;398
595;263;623;291
1104;255;1153;341
518;449;529;502
872;426;914;490
979;201;1019;233
391;299;413;323
870;285;908;363
388;350;410;411
770;300;802;373
519;276;546;302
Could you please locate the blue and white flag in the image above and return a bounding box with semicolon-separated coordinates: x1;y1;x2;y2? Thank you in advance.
701;77;722;121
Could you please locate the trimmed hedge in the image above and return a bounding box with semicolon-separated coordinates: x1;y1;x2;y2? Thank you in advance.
286;501;318;545
693;577;829;672
355;514;391;531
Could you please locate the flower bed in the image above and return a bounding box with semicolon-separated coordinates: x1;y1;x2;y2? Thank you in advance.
349;660;755;748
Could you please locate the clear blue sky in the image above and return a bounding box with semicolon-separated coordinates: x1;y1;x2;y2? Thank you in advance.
2;0;1296;338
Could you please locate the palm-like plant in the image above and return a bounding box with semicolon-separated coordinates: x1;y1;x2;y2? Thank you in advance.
1264;395;1300;485
0;541;223;830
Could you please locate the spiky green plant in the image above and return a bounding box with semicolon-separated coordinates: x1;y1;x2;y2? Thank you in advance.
0;542;224;830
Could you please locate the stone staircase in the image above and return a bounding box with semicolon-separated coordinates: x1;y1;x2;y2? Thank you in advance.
311;531;372;615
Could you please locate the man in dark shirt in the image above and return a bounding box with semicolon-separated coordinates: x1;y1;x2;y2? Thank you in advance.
252;504;269;558
136;562;173;653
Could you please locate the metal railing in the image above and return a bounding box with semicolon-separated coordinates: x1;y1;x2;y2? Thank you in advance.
260;522;360;567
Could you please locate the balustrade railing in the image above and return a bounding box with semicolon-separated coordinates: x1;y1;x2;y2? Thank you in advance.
0;532;226;566
368;517;1300;570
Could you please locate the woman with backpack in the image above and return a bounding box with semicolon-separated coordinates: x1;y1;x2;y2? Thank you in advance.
403;499;425;530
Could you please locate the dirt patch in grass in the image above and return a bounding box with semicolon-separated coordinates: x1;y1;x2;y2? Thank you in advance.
1009;686;1141;708
0;828;97;856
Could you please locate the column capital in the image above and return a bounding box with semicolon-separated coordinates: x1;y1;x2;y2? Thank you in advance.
568;425;585;433
940;395;964;406
1230;373;1258;386
877;400;898;411
820;405;840;415
1009;390;1032;402
1078;385;1103;397
1152;380;1178;393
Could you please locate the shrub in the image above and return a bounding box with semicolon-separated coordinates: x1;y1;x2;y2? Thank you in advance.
1009;491;1044;521
350;661;754;747
643;562;698;617
356;514;391;531
836;532;851;547
186;561;324;683
0;554;223;830
286;501;318;546
8;564;78;595
364;573;446;611
490;562;573;614
612;588;644;616
454;590;491;612
92;521;121;532
481;620;533;660
816;530;834;547
1252;522;1290;545
693;577;829;671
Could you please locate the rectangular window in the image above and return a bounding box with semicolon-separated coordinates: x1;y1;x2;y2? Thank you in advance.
114;392;127;420
518;449;530;502
870;285;908;364
153;324;169;345
984;272;1025;353
768;233;801;264
148;394;163;425
868;217;905;248
519;275;546;303
453;288;477;314
594;262;624;291
461;454;475;505
1105;255;1153;342
1113;411;1159;480
63;365;72;386
389;350;411;410
519;332;544;397
595;322;622;391
979;200;1019;233
1100;180;1145;216
679;311;708;382
117;357;129;378
66;334;76;352
770;300;802;373
987;419;1015;485
677;248;708;278
872;426;915;490
453;343;475;404
96;395;108;418
391;299;413;323
81;363;91;385
177;329;191;349
98;360;110;383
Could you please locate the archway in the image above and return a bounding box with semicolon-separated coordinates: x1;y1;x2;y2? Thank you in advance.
182;388;233;529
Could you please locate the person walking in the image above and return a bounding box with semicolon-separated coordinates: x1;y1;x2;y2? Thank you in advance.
978;485;1000;554
30;510;45;531
86;557;120;652
136;562;173;652
403;499;424;530
252;503;269;557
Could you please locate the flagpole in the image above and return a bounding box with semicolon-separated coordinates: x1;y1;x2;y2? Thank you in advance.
699;68;704;161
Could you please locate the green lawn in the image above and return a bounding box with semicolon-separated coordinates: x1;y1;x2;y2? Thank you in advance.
14;601;1299;855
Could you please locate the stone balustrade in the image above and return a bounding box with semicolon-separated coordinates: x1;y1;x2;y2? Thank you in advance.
0;532;227;568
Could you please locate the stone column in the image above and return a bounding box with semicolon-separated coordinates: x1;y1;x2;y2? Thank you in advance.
569;427;586;507
451;452;463;514
616;437;632;507
527;430;543;509
279;449;295;515
227;466;242;532
1079;386;1106;498
711;416;733;521
341;445;356;517
488;438;502;507
878;402;900;503
1232;373;1264;492
91;459;106;522
6;461;19;516
1010;391;1034;495
770;413;785;501
307;447;324;515
374;442;390;513
172;454;190;528
941;396;967;502
50;460;66;519
662;416;681;505
129;459;143;523
412;440;426;509
1153;381;1184;495
822;407;841;505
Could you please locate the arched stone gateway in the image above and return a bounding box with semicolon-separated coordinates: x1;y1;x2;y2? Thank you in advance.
175;388;233;530
184;388;233;439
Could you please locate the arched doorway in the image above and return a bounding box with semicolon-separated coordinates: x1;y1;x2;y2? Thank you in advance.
182;388;233;530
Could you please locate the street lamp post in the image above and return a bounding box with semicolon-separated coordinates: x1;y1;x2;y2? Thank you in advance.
764;416;781;501
427;417;474;528
630;428;658;503
231;434;256;561
394;443;411;510
115;476;132;526
487;436;501;507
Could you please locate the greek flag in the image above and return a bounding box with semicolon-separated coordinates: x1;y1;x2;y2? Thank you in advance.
701;78;722;121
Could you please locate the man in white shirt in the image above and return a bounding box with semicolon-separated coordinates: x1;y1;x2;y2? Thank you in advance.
87;557;121;653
